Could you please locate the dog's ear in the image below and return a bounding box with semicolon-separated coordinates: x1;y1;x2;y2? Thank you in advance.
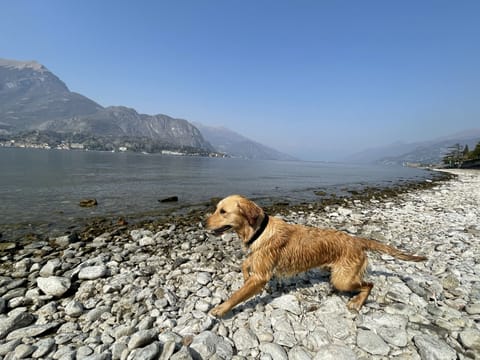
237;199;263;227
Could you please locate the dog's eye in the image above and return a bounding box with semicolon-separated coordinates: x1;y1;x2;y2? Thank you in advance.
219;208;226;214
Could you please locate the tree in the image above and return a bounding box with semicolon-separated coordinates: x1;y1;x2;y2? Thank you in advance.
468;141;480;160
442;143;464;167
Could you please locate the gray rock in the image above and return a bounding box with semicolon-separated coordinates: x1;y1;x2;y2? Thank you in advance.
0;297;6;313
303;329;331;352
65;300;84;317
130;342;160;360
270;294;302;315
39;258;61;277
0;338;21;356
127;329;159;350
356;329;390;356
111;341;127;360
190;331;233;359
465;302;480;315
259;342;288;360
6;322;59;340
81;306;111;323
288;346;313;360
76;346;94;358
139;236;155;246
32;337;56;358
14;343;36;359
37;276;71;297
113;324;136;339
196;272;212;285
159;340;176;360
312;344;357;360
377;326;408;347
78;265;108;280
459;328;480;352
0;309;35;339
232;327;259;351
52;345;77;360
170;346;193;360
442;273;460;290
413;334;456;360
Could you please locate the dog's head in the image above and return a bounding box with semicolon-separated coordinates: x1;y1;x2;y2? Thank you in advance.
206;195;264;239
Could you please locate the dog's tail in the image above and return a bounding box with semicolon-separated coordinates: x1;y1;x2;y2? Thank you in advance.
358;238;427;262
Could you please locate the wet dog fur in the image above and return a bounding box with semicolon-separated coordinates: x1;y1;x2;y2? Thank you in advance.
206;195;426;317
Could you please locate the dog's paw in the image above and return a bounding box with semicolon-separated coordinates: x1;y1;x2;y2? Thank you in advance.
347;299;362;313
209;303;230;318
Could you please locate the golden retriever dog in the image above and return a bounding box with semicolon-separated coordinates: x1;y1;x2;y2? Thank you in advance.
206;194;426;317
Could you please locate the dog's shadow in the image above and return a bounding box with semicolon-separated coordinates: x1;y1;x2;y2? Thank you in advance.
217;267;410;319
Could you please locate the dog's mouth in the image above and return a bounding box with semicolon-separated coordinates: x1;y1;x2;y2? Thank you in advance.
212;225;232;236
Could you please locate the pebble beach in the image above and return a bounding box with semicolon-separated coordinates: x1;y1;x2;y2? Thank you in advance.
0;169;479;359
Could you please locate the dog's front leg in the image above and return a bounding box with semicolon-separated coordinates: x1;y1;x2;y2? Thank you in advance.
210;274;268;318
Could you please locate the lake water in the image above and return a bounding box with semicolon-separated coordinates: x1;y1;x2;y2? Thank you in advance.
0;148;436;239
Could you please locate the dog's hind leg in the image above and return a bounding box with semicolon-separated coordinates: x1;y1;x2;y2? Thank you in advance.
330;255;373;311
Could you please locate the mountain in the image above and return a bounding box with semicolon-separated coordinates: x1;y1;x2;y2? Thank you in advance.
0;58;212;152
194;123;297;161
346;129;480;165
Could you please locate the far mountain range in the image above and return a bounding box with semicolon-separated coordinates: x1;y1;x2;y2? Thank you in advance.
1;58;477;164
0;58;293;160
347;129;480;165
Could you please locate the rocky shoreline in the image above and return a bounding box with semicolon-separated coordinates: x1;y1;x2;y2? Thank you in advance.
1;169;479;359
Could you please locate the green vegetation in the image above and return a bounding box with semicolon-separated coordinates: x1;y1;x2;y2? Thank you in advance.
443;141;480;167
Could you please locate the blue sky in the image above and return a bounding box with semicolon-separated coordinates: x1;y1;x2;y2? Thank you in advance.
1;1;479;160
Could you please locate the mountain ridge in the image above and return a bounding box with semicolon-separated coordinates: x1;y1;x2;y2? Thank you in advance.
346;129;480;165
0;58;294;159
193;123;297;161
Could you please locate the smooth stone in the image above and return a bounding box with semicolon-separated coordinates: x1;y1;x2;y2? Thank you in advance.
270;294;302;315
78;265;108;280
377;326;408;347
112;341;127;360
196;272;212;285
465;303;480;315
233;327;259;351
356;329;390;356
414;334;456;360
190;331;233;359
459;328;480;352
6;322;59;340
0;297;6;313
130;342;160;360
139;236;155;246
32;338;56;358
159;340;176;360
65;300;84;317
39;259;61;277
0;338;21;356
288;346;313;360
170;346;193;360
81;306;111;323
37;276;71;297
259;342;288;360
0;309;36;339
312;344;357;360
127;329;159;350
14;343;36;359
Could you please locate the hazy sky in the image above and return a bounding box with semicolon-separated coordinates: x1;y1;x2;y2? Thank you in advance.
1;1;479;160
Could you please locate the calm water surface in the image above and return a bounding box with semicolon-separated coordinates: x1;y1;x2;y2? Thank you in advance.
1;148;435;237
